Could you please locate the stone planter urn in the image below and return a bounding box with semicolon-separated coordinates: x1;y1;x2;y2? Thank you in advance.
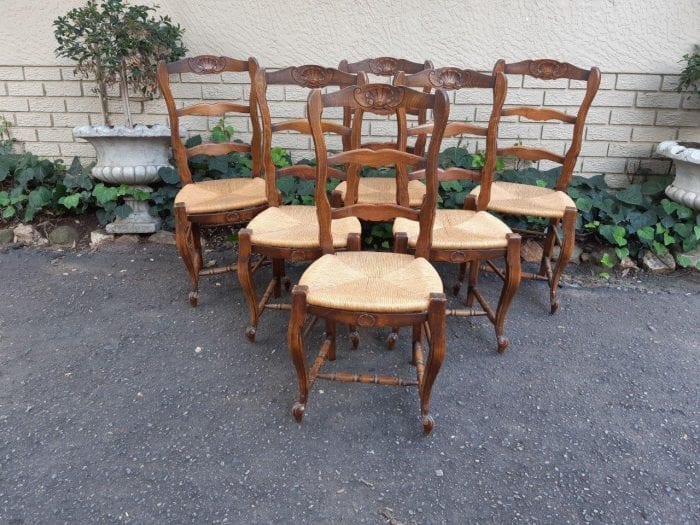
657;140;700;210
73;124;179;233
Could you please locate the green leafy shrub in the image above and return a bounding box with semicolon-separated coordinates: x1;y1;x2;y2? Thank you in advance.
0;151;150;225
570;175;699;267
677;44;700;95
54;0;186;126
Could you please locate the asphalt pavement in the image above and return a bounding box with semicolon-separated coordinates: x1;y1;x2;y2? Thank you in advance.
0;242;698;524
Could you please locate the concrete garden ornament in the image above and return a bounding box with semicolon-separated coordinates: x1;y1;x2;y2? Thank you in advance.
54;0;187;232
657;45;700;210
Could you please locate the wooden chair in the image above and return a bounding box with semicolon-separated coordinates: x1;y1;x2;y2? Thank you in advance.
469;59;601;313
157;55;267;306
333;57;433;207
237;65;364;341
393;68;521;353
288;83;450;434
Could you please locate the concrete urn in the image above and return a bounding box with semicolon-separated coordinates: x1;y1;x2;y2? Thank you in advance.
73;124;178;233
657;140;700;210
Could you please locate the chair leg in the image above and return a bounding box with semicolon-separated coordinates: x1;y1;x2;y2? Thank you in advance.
494;234;522;353
237;229;259;342
420;293;447;435
348;232;361;349
386;232;409;349
272;258;285;298
539;218;559;277
465;260;480;307
175;204;200;307
452;263;467;296
548;207;577;314
411;323;423;366
288;286;309;422
325;319;336;361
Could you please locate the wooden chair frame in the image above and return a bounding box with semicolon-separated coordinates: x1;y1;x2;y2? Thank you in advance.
237;65;363;341
288;83;450;433
158;55;265;306
331;57;434;208
393;68;521;352
484;59;601;313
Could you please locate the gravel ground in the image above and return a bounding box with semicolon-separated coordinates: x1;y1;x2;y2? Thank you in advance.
0;242;698;524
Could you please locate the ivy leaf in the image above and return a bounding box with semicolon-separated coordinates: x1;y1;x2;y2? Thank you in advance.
440;180;462;192
207;156;230;174
661;199;678;215
615;247;629;260
2;205;15;219
59;193;81;209
27;186;52;209
0;191;9;206
600;252;614;268
653;241;668;255
92;183;119;204
276;176;296;196
158;166;180;184
616;184;643;205
185;135;202;148
641;177;669;195
637;226;655;242
575;195;593;213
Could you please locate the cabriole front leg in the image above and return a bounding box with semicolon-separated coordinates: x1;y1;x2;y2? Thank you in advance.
288;286;310;422
175;203;200;307
549;207;577;314
420;293;447;435
237;229;260;341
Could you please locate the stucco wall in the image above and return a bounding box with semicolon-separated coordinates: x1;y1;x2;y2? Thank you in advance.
0;0;698;182
4;0;699;71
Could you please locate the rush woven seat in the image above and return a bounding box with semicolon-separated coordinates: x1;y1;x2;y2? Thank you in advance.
470;181;575;219
469;58;600;314
287;83;450;433
247;206;361;248
393;67;521;352
334;178;426;207
158;55;266;307
300;252;442;313
394;210;512;250
175;178;267;215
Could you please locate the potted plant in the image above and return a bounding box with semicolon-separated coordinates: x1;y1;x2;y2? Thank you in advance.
657;45;700;210
54;0;187;232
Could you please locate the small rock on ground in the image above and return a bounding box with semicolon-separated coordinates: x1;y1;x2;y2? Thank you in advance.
90;230;115;247
642;250;676;273
48;225;79;247
148;230;176;245
113;234;141;246
0;228;13;244
13;223;48;246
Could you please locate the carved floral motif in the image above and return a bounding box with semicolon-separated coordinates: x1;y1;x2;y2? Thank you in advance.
291;65;334;88
528;60;569;80
357;313;377;327
427;68;484;89
188;55;226;74
368;57;400;75
353;85;405;112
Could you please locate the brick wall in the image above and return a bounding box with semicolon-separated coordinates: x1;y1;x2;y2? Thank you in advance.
1;66;698;185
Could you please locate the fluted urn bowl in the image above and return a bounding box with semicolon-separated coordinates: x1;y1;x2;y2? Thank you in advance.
73;124;173;185
657;140;700;210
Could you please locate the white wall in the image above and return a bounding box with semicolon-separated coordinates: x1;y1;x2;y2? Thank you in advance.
4;0;699;72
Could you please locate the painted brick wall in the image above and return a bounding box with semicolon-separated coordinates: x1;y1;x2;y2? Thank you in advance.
1;66;698;185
